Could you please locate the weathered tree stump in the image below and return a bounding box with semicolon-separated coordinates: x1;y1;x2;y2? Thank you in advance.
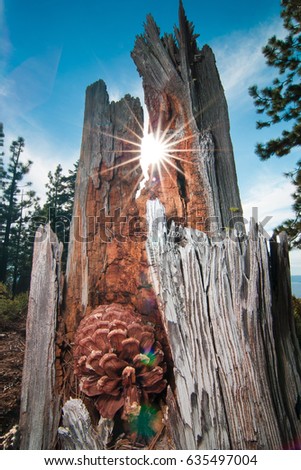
19;1;301;450
19;225;62;450
146;199;301;449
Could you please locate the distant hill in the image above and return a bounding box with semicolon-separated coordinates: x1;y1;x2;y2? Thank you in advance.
292;276;301;298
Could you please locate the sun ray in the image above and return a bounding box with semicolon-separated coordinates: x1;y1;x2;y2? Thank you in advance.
164;152;195;164
100;155;142;174
122;124;144;142
122;98;145;135
158;98;220;147
163;132;193;147
161;155;186;176
157;161;164;186
105;149;141;154
161;121;192;145
167;148;195;153
97;102;221;197
150;159;168;200
160;159;179;189
101;131;142;148
120;163;143;180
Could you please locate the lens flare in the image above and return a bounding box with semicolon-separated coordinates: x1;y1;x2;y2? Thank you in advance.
99;105;199;201
128;404;160;439
140;132;168;178
141;349;157;367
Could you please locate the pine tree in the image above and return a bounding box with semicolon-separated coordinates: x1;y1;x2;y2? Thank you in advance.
274;161;301;248
249;0;301;247
43;164;68;239
9;190;40;297
42;161;78;268
249;0;301;159
65;160;78;217
0;126;78;292
43;164;71;244
0;137;32;283
0;135;40;294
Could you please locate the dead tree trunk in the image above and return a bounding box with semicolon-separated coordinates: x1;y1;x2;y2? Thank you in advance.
20;1;301;450
131;1;243;230
63;81;145;335
146;199;301;449
129;3;301;449
19;225;62;450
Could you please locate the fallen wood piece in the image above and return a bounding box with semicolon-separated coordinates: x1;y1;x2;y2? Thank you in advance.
58;398;113;450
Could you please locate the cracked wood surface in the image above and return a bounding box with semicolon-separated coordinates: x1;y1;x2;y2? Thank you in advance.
146;199;301;449
132;1;242;229
25;2;301;450
58;398;113;450
19;225;62;450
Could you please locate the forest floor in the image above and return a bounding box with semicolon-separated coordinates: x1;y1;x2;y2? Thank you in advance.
0;313;26;437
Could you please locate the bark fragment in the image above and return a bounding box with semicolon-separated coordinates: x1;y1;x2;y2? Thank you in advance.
19;225;62;450
58;398;113;450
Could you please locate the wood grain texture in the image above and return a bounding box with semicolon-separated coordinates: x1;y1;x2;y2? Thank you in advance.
58;399;113;450
146;199;301;449
64;81;145;338
19;225;62;449
132;1;242;229
26;3;300;451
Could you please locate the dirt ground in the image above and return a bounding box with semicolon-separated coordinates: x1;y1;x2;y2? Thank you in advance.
0;314;26;437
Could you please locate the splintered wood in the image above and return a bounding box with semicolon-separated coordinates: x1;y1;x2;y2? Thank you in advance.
18;2;301;450
146;199;301;449
19;225;62;450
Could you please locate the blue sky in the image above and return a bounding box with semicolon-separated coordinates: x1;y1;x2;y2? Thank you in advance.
1;0;300;273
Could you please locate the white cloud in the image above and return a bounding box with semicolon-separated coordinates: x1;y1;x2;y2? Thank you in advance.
93;51;144;103
241;169;301;275
212;19;284;107
25;150;77;204
3;127;77;204
0;48;61;121
290;250;301;275
212;17;300;274
0;37;67;203
242;169;294;234
0;0;61;124
106;78;143;103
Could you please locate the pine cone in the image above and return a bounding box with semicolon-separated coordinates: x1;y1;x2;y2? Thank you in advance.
74;304;167;421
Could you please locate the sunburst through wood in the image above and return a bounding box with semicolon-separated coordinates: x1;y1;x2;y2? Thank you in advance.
100;107;197;192
140;131;169;178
